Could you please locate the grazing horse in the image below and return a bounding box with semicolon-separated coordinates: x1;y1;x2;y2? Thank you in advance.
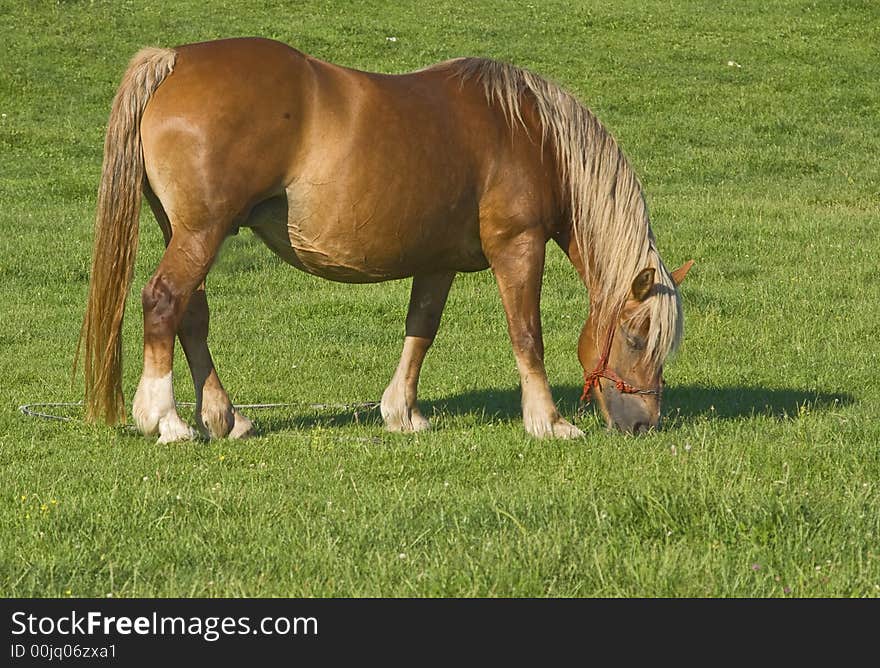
78;37;692;443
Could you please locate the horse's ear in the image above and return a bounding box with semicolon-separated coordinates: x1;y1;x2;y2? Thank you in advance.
671;260;695;286
631;268;655;301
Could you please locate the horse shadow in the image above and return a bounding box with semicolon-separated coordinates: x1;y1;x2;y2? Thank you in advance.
247;383;854;434
249;403;383;433
424;384;853;424
660;384;853;421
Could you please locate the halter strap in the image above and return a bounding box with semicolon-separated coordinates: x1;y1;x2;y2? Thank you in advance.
581;318;662;404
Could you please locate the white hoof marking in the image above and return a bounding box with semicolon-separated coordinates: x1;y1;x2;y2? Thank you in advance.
132;372;194;443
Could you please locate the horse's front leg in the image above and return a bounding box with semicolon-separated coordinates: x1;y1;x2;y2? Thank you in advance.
381;271;456;432
487;230;584;439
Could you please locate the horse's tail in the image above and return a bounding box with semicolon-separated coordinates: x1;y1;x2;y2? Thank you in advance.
76;47;177;425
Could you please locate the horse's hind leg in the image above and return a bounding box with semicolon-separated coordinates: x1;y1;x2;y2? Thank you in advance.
142;190;251;441
381;271;455;432
178;285;254;439
486;229;584;439
131;228;227;443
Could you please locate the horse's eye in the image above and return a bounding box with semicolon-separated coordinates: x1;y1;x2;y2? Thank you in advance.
623;329;646;350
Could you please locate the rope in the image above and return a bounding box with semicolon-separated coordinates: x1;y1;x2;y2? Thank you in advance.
18;400;380;425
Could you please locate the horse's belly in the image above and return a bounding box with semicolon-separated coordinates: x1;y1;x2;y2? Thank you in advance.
246;191;488;282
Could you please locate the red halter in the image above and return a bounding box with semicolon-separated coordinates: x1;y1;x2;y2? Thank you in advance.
581;320;663;404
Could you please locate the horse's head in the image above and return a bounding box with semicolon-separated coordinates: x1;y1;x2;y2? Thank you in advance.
578;260;693;434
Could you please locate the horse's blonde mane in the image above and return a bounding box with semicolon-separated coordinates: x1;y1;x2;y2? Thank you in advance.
446;57;683;367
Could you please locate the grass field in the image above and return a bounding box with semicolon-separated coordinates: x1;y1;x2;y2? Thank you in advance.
1;1;878;597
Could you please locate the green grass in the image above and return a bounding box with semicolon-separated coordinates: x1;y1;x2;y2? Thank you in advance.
1;0;879;597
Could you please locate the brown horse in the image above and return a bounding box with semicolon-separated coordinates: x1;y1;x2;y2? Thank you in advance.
79;37;692;443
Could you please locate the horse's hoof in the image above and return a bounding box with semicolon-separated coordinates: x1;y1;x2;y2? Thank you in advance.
382;407;431;433
229;410;255;439
157;415;196;444
198;404;235;439
524;415;585;439
550;418;584;439
409;412;431;432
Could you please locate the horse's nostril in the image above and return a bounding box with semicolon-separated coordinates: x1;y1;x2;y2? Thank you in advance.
633;422;648;435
